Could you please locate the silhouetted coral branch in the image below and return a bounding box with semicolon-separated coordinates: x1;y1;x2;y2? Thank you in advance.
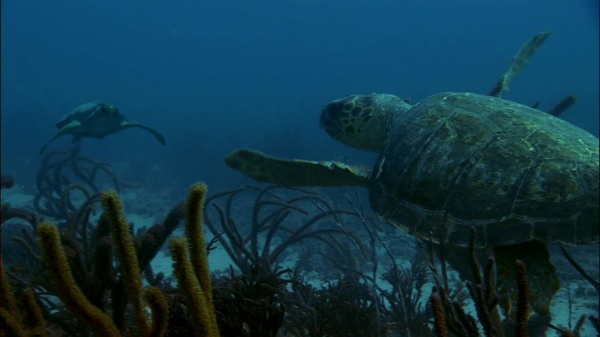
560;246;600;292
430;290;449;337
204;185;365;274
34;144;138;220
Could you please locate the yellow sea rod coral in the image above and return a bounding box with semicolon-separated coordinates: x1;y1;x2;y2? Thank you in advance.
170;182;220;337
37;222;121;337
102;191;151;336
11;184;216;336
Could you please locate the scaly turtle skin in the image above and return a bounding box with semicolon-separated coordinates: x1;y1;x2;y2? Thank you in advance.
224;32;599;316
40;102;166;154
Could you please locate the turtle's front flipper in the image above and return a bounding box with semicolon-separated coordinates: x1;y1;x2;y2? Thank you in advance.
225;149;370;187
39;121;80;154
122;122;166;145
489;31;551;97
494;241;560;317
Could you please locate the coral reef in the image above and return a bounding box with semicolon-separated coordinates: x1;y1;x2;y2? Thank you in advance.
4;193;185;335
1;181;217;337
203;185;368;274
213;259;288;337
33;144;138;220
203;185;377;336
2;175;598;336
380;254;433;336
285;271;385;337
169;183;219;337
421;230;599;337
1;258;48;337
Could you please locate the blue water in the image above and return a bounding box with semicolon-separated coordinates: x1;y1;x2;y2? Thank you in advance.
1;0;598;191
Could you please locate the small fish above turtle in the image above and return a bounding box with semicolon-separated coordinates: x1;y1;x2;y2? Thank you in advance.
225;32;599;316
39;102;166;154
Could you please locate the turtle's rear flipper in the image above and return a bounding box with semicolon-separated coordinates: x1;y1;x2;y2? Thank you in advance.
225;149;370;187
443;240;559;318
489;31;551;97
494;241;560;317
122;122;166;145
39;121;80;154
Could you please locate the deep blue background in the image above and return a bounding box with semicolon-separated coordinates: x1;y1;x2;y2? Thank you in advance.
2;0;598;192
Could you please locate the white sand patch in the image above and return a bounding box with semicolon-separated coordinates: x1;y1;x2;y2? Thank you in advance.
150;252;175;277
149;239;236;279
1;185;34;208
549;285;598;337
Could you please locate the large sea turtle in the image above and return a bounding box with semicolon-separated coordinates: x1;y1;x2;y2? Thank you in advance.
39;102;166;154
224;32;599;315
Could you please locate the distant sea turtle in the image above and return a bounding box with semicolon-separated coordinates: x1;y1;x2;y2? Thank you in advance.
40;102;166;154
225;32;599;315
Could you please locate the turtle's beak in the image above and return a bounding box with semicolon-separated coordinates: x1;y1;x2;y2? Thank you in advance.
319;94;386;153
319;98;347;135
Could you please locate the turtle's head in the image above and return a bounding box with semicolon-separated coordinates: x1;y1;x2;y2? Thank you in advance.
90;103;120;119
320;94;412;153
88;103;125;126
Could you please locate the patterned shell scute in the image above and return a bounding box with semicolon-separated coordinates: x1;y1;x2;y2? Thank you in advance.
55;102;102;128
369;92;599;247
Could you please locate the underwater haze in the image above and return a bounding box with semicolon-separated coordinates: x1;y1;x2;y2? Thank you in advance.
1;0;598;191
2;1;600;336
